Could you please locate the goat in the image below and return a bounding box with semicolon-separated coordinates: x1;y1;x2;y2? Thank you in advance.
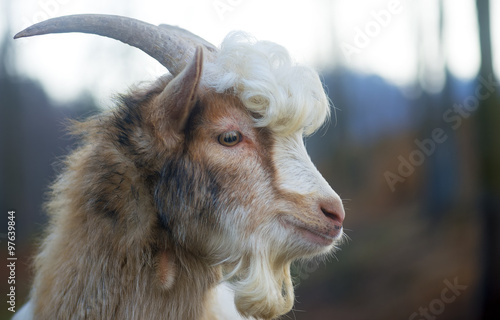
13;14;345;320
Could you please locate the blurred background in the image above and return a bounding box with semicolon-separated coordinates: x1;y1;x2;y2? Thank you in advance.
1;0;499;319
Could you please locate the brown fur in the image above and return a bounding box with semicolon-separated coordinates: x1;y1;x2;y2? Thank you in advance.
29;47;270;319
31;49;227;319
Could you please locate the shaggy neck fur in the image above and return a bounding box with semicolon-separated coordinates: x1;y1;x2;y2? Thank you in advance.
30;85;224;320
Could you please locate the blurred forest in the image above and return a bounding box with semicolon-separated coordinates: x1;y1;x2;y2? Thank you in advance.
1;0;499;320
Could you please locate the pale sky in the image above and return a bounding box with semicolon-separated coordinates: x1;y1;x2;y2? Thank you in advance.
3;0;496;105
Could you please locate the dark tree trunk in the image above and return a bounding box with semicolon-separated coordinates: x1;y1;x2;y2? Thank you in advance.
475;0;500;318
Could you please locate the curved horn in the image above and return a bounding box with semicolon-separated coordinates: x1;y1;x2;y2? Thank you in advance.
14;14;217;76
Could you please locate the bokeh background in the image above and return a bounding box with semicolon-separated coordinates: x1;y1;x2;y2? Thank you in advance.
1;0;499;319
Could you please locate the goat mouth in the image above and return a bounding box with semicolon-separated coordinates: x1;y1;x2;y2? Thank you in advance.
281;218;342;247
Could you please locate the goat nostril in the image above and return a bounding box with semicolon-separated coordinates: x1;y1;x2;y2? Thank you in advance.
320;202;345;227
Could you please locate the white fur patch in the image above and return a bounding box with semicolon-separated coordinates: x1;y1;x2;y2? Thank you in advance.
211;283;252;320
274;131;339;200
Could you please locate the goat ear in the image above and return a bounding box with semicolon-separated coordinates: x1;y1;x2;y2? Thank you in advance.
151;46;203;138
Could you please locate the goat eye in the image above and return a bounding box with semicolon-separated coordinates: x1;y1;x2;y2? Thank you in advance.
218;131;242;147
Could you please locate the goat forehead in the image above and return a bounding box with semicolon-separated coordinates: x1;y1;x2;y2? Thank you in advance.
197;93;251;127
202;32;330;136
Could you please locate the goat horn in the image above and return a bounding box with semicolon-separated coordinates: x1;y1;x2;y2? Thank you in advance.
14;14;217;76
